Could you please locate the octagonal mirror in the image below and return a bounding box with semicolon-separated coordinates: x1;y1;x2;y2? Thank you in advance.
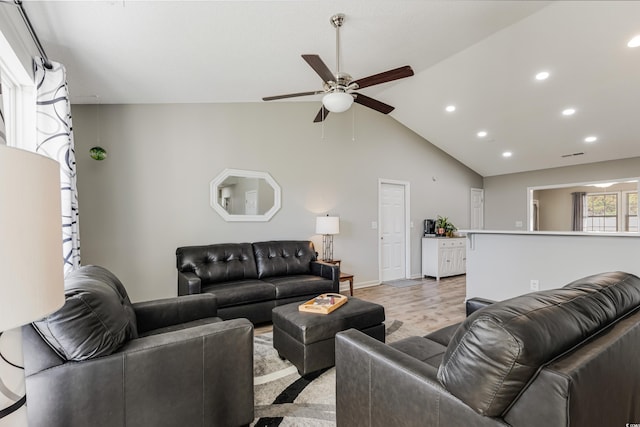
210;168;281;222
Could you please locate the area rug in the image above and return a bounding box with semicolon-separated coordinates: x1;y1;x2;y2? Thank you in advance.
251;319;424;426
383;278;424;288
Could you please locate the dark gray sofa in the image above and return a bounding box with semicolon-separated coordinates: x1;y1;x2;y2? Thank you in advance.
335;271;640;427
23;265;254;427
176;240;340;324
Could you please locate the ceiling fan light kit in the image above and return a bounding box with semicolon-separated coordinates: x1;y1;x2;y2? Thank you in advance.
323;91;354;113
262;13;414;122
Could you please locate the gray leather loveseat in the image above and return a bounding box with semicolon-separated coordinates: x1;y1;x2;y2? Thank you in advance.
335;271;640;427
23;265;254;427
176;240;339;324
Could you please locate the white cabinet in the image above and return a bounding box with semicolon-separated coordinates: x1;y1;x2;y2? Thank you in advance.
421;237;466;280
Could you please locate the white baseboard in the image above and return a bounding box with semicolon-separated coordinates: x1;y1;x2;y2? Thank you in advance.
340;280;380;293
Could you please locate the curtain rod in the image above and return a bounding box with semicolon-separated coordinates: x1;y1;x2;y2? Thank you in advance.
11;0;53;69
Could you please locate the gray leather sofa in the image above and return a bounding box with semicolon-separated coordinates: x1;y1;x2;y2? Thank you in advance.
176;240;339;324
335;271;640;427
23;265;254;427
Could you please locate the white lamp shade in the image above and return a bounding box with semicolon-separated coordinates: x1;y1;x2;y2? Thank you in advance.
322;92;354;113
220;186;232;198
316;216;340;235
0;146;64;331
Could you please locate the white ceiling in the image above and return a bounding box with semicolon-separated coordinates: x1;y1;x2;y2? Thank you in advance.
17;0;640;176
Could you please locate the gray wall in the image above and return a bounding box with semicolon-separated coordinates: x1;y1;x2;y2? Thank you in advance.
484;157;640;230
73;102;482;302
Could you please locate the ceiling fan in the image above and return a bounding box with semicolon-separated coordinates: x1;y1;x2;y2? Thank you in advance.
262;13;414;123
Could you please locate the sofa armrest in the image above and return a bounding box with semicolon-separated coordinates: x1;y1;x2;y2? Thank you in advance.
465;297;496;316
335;329;505;427
177;271;201;295
133;293;218;334
311;260;340;292
25;318;254;427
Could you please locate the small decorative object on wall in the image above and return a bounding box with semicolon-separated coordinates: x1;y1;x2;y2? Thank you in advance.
435;215;457;237
89;146;107;160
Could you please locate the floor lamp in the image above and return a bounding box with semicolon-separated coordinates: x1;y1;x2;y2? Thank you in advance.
0;146;65;425
316;215;340;262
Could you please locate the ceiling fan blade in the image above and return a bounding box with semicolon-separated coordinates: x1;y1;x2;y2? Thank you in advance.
302;54;335;83
353;93;394;114
313;106;330;123
263;90;324;101
353;65;414;90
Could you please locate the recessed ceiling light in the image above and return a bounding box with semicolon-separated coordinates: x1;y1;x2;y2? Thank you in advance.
477;131;488;138
562;108;576;116
535;71;550;80
502;151;512;158
628;35;640;48
445;105;456;112
584;136;597;143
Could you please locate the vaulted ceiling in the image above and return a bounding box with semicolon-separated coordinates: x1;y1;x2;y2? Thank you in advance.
15;1;640;176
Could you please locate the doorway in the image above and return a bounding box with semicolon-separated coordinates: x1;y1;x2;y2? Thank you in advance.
470;188;484;229
245;190;258;215
378;179;410;282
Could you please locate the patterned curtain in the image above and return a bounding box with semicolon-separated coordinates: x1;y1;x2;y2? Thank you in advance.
33;58;81;274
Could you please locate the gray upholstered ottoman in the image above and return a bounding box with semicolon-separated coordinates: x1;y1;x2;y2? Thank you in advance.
272;297;385;376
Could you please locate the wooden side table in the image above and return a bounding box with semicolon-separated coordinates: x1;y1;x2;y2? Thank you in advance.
339;272;354;296
323;259;354;296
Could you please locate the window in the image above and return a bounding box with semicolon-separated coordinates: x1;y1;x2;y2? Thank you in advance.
626;191;638;232
583;193;618;232
582;190;639;232
0;27;37;149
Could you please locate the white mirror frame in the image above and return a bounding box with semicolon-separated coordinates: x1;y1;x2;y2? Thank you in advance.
210;168;281;222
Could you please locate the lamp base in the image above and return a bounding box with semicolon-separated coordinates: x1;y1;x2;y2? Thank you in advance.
322;234;334;262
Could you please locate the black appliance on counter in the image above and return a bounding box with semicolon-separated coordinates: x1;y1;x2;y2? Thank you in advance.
424;219;436;236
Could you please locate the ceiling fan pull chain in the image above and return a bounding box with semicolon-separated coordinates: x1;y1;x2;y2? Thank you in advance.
352;106;356;141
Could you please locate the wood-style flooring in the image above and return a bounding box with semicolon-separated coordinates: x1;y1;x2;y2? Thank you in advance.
255;275;466;335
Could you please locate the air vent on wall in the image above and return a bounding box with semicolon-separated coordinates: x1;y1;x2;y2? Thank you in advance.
561;152;585;158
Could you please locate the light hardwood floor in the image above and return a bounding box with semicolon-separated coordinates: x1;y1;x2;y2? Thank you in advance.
255;275;467;335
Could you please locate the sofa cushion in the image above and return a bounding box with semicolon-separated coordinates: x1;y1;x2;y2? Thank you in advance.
437;271;640;417
263;275;335;299
253;240;316;279
202;279;275;307
176;243;258;285
423;322;460;347
32;265;138;361
390;336;448;369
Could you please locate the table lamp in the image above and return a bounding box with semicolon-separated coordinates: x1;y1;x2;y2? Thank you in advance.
315;215;340;262
0;145;65;423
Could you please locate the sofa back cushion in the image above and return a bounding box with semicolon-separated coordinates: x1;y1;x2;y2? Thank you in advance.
176;243;258;285
253;240;316;279
437;271;640;417
32;265;138;361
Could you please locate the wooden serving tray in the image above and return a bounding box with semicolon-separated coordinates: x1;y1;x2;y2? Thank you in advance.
298;293;348;314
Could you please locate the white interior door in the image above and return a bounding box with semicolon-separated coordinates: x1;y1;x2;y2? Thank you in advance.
380;182;406;281
245;190;258;215
471;188;484;229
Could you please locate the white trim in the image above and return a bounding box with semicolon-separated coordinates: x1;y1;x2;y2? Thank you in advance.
0;27;36;150
377;178;411;283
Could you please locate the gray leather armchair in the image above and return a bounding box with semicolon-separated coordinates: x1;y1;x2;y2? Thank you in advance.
23;265;254;427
